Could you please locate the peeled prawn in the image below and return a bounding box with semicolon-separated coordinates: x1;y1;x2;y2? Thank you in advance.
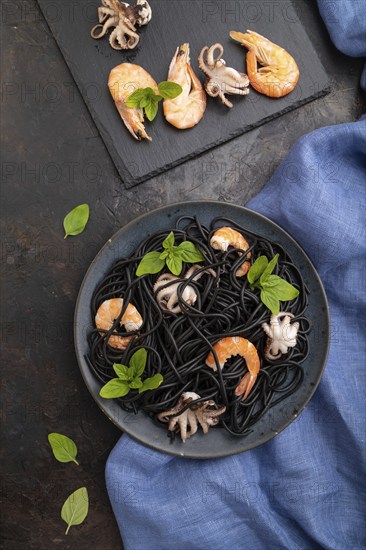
108;63;158;140
205;336;260;400
95;298;143;350
163;43;206;129
210;226;251;276
230;30;299;98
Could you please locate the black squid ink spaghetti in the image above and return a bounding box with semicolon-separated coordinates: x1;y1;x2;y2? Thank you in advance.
86;216;311;441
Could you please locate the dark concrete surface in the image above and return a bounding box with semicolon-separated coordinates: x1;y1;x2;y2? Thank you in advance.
1;0;364;549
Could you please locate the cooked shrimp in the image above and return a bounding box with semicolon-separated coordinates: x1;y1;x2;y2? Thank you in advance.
210;226;251;276
163;43;206;129
205;336;260;400
108;63;158;140
230;30;299;98
95;298;143;350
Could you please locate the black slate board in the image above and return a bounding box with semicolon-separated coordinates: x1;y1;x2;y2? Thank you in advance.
37;0;330;187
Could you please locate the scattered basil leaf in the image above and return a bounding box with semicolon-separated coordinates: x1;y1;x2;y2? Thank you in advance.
166;254;183;276
136;251;165;277
260;253;279;282
129;348;147;378
247;256;268;285
177;241;204;263
63;204;89;239
113;363;130;380
262;275;300;300
99;378;130;398
139;373;164;393
158;81;183;99
48;433;79;465
61;487;89;535
163;231;175;250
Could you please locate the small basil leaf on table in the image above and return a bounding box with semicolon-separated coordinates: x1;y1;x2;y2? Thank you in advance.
61;487;89;535
48;433;79;465
63;204;89;239
139;373;164;393
99;378;130;398
136;251;165;276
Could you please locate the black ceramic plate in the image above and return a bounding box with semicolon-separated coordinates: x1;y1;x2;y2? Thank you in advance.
74;201;329;458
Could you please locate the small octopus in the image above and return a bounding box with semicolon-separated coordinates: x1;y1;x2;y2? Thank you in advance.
154;265;216;314
157;392;226;443
198;43;250;108
91;0;152;50
262;312;299;360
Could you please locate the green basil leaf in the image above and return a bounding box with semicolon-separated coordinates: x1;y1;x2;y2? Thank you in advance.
48;433;79;465
260;288;280;315
63;204;89;239
144;96;159;121
99;378;130;398
260;253;279;283
144;87;155;97
247;256;268;285
166;253;183;276
113;363;129;380
138;373;164;393
262;275;300;300
158;81;183;99
177;241;204;263
159;250;169;260
61;487;89;535
162;231;175;250
129;348;147;378
136;251;165;276
129;377;143;389
125;88;150;108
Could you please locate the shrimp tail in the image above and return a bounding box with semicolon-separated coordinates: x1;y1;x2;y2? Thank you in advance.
115;103;152;141
235;372;257;400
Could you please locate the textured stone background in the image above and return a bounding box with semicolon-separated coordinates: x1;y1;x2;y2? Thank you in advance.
1;0;364;548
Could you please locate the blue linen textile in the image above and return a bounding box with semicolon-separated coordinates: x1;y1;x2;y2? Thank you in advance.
317;0;366;90
106;116;366;550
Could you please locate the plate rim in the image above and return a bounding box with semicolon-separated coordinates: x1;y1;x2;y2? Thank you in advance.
74;199;330;458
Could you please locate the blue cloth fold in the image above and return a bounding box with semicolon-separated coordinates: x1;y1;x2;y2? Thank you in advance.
317;0;366;90
106;116;366;550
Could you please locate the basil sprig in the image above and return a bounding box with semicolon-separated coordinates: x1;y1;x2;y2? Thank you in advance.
99;348;163;399
136;231;204;277
248;253;299;314
125;81;183;121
